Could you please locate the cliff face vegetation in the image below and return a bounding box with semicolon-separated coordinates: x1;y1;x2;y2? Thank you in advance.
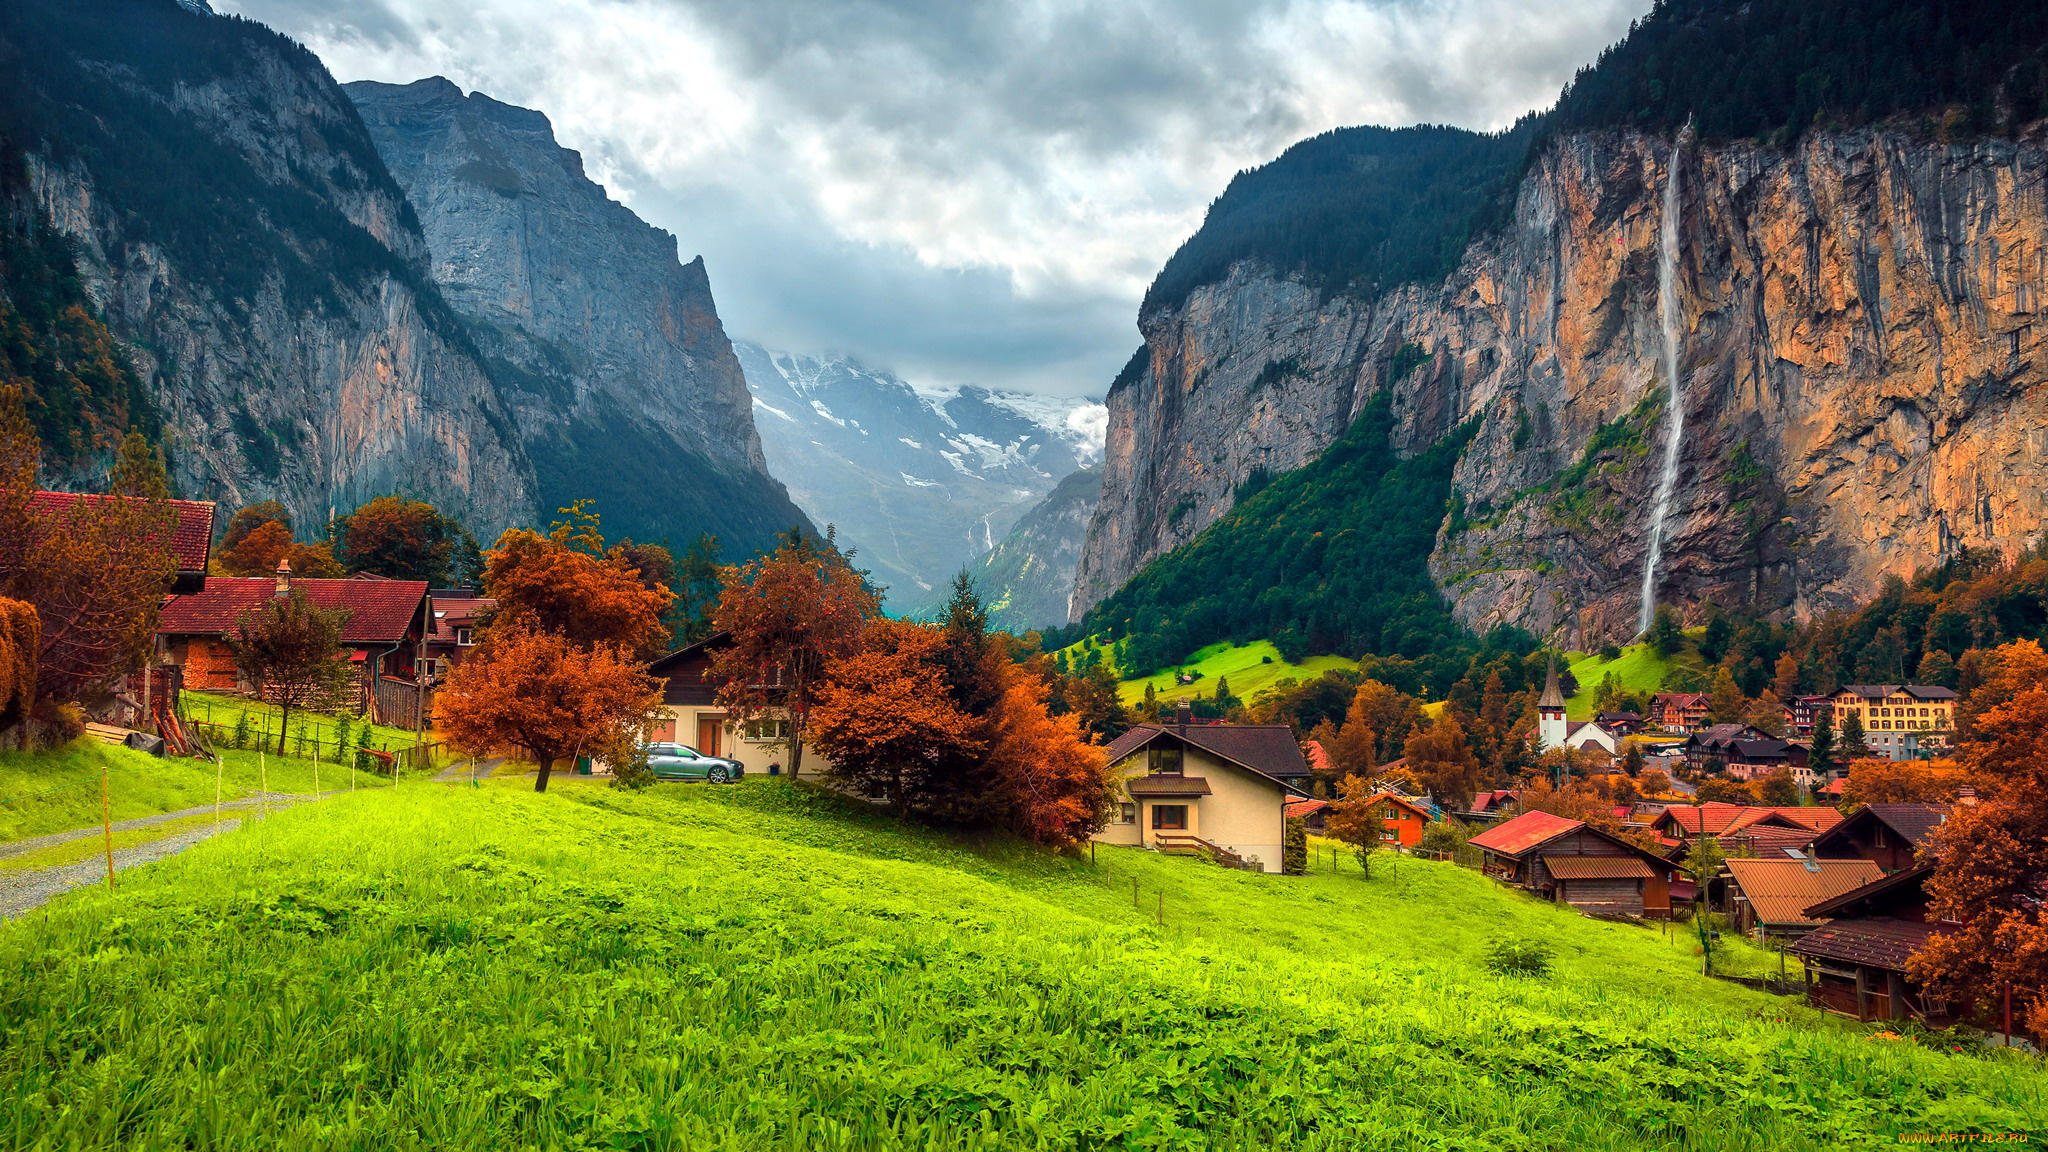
1076;0;2048;651
0;0;533;533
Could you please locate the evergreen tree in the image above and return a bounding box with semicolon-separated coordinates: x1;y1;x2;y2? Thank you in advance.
1840;709;1871;760
106;431;171;498
1140;681;1160;722
1917;648;1959;689
1706;667;1746;725
1809;709;1838;780
1647;605;1684;657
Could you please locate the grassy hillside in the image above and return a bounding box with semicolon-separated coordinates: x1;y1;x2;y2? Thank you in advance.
0;779;2039;1148
1112;639;1358;707
1564;643;1709;715
0;740;391;842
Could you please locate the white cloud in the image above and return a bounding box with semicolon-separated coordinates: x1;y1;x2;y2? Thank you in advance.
218;0;1646;395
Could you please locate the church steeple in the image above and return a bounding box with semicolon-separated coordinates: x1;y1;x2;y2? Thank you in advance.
1538;655;1568;750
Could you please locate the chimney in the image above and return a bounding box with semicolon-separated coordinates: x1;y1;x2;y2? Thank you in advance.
1956;785;1978;807
1176;697;1191;736
274;558;292;598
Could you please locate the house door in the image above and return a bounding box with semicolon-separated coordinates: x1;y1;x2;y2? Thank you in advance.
697;715;725;757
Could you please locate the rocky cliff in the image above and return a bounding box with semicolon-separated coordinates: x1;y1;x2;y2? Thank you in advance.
958;464;1101;633
346;79;808;555
1076;125;2048;645
0;0;532;532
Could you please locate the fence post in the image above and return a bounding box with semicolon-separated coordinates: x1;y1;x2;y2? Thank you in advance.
100;766;115;893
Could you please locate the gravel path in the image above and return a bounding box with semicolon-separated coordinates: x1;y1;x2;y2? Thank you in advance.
0;793;310;861
433;756;504;783
0;818;238;919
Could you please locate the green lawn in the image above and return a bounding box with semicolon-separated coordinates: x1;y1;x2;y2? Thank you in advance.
178;690;435;762
0;740;392;844
1565;642;1709;715
0;778;2038;1149
1115;639;1359;707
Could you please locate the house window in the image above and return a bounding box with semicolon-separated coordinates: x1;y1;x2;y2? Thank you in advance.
743;719;789;741
1117;802;1136;824
421;658;442;680
1149;748;1183;775
1150;805;1188;831
455;627;474;646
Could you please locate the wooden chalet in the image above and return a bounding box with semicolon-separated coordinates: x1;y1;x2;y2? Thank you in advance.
645;631;810;777
156;566;432;726
1652;803;1843;845
1808;803;1951;873
1467;810;1678;918
1789;863;1954;1026
1649;692;1709;733
31;490;215;594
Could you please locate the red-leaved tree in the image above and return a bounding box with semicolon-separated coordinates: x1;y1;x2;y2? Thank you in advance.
439;626;661;792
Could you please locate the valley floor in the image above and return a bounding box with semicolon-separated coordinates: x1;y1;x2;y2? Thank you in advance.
0;777;2040;1150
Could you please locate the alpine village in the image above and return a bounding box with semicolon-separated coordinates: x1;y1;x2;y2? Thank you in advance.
0;0;2045;1147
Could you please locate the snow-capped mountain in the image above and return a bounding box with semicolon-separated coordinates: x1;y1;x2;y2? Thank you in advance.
736;341;1105;609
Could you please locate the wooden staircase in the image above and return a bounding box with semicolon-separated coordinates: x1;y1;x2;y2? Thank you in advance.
1153;834;1255;870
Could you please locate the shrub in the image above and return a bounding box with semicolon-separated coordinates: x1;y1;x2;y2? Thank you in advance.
1418;821;1466;855
1282;817;1307;875
1484;938;1554;978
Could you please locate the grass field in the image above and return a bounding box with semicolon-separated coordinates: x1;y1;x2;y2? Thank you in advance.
1565;643;1709;715
1114;640;1359;707
0;741;392;844
0;779;2039;1149
178;691;438;763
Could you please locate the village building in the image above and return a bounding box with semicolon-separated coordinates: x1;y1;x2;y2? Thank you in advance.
1358;791;1432;848
1562;719;1621;756
1783;695;1833;738
421;591;493;684
1719;738;1812;782
644;632;816;778
1679;723;1772;767
1460;789;1523;824
1594;710;1644;736
1467;810;1678;918
31;490;216;594
1827;685;1959;760
156;565;431;726
1807;803;1951;873
1648;692;1709;733
1789;862;1955;1027
1093;705;1311;873
1720;857;1884;942
1284;797;1329;834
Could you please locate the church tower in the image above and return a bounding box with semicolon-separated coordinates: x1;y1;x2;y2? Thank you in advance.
1538;656;1569;751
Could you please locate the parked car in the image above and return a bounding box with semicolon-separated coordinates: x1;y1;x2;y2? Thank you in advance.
643;742;743;783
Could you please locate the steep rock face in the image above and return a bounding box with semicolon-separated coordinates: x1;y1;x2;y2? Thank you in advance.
737;340;1102;607
1;0;532;532
346;78;807;554
962;464;1101;633
1077;127;2048;644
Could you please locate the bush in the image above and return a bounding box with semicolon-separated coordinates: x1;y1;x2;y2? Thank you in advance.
1282;817;1307;875
1484;938;1554;978
1418;821;1466;855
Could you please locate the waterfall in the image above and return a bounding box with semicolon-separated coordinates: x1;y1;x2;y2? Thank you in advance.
1637;140;1686;636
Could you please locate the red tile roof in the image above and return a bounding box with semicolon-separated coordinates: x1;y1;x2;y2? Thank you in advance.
429;597;495;643
1662;803;1844;838
159;577;427;645
31;491;215;572
1284;798;1328;820
1468;810;1582;856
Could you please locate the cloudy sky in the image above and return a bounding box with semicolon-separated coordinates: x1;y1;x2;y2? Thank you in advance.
219;0;1645;396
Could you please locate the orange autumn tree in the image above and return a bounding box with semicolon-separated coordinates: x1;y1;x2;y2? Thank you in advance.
711;529;879;776
333;495;478;586
439;626;661;793
1839;755;1979;806
220;518;343;578
483;502;673;659
0;395;174;741
1910;639;2048;1039
807;617;985;811
980;670;1114;846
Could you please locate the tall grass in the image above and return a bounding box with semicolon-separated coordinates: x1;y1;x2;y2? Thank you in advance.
0;780;2039;1150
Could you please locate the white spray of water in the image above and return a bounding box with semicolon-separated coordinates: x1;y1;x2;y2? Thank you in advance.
1637;141;1686;636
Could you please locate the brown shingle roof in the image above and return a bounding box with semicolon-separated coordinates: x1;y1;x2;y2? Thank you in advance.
1468;810;1581;856
1543;855;1654;880
31;491;215;573
159;577;427;645
1723;858;1884;926
1788;919;1932;970
1104;724;1310;792
1124;774;1212;797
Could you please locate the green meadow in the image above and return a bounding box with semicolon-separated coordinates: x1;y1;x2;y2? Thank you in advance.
0;777;2039;1149
1109;639;1360;707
